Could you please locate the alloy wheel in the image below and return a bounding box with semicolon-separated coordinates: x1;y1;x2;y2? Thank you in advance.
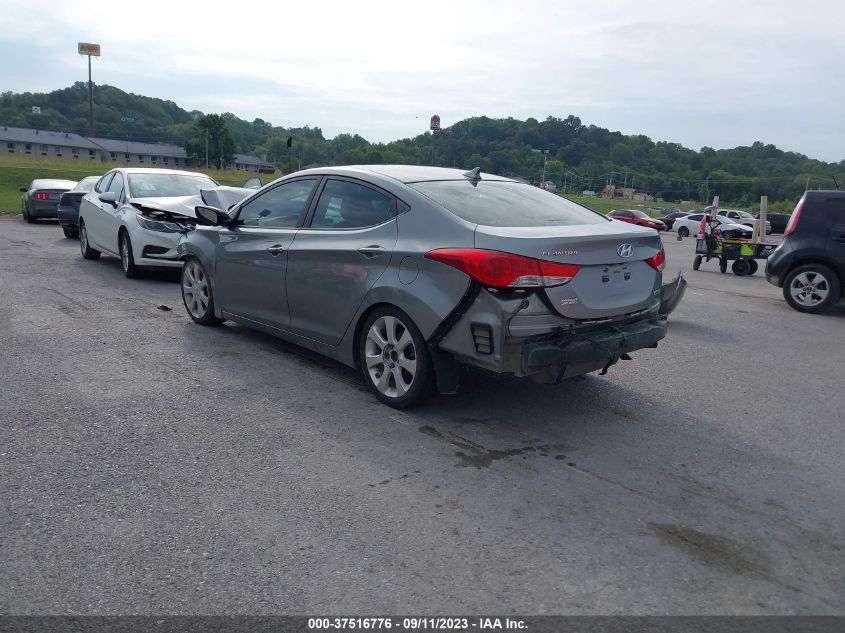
182;260;210;319
364;315;418;398
120;235;130;272
80;225;88;253
789;271;830;308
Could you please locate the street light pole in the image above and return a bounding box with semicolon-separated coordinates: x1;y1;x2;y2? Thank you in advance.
87;54;94;137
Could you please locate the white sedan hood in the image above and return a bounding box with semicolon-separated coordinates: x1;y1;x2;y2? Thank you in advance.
129;187;253;219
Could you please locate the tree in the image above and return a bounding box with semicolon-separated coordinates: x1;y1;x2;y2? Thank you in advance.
185;114;235;169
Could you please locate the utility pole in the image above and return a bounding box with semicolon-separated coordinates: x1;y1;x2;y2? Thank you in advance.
77;43;100;137
205;129;209;169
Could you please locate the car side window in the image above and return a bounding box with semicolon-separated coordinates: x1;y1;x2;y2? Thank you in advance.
95;173;114;193
235;178;316;228
107;173;125;203
688;214;702;221
310;179;394;229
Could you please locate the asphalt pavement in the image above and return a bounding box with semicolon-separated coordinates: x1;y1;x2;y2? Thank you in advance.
1;217;843;615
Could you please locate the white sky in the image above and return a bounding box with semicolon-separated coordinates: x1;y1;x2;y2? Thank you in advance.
1;0;843;162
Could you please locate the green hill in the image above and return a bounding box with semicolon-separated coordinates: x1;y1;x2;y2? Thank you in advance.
2;84;842;206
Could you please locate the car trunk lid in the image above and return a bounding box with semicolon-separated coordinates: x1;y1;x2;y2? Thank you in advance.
474;222;663;319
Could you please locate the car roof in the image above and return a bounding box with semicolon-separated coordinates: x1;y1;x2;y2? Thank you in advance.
31;179;77;188
114;168;212;177
290;164;517;185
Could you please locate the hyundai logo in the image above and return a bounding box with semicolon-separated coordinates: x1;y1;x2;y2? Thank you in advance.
617;243;634;258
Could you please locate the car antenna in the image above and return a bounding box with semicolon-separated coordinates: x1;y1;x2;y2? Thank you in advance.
462;167;482;186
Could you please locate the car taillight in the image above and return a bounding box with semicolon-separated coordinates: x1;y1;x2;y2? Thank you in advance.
783;197;804;237
33;192;49;200
645;247;666;272
425;248;580;288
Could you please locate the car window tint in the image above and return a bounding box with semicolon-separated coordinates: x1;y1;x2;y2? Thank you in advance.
95;173;114;193
310;180;394;229
688;214;703;221
236;179;316;228
107;173;125;202
127;173;218;198
409;180;606;227
823;197;845;223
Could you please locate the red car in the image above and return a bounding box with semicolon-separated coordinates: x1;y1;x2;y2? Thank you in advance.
607;209;667;231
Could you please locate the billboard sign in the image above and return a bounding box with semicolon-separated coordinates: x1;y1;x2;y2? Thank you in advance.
31;106;41;114
430;114;441;131
78;42;101;56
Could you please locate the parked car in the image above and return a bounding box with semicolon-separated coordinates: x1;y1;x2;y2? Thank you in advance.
716;208;771;234
178;166;686;409
607;209;667;231
674;213;753;239
78;168;252;278
657;211;690;230
766;191;845;313
20;178;77;223
757;211;791;234
56;176;100;238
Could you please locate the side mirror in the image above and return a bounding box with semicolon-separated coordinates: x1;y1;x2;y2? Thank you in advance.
99;191;117;206
20;187;28;193
195;205;230;227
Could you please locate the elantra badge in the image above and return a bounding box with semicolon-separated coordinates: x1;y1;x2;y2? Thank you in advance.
617;244;633;258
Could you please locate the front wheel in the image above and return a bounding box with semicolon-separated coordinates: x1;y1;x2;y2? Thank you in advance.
119;231;141;278
783;264;841;314
79;221;100;259
678;226;690;237
359;307;435;409
182;258;223;325
692;255;702;271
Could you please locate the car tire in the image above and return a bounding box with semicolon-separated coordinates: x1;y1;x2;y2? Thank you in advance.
719;258;727;274
678;226;690;237
24;205;36;224
732;259;751;276
181;258;223;325
747;259;758;275
79;220;100;260
693;255;702;271
119;231;141;279
359;306;435;409
62;227;78;239
783;264;841;314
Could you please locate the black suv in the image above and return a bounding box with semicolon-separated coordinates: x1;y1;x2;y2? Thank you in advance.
766;190;845;313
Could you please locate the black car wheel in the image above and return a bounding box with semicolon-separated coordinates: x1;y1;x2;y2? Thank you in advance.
783;264;841;314
79;221;100;260
359;306;435;409
678;226;690;237
62;227;78;239
23;204;36;224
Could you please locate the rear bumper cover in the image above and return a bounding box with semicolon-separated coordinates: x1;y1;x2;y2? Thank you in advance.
521;317;667;374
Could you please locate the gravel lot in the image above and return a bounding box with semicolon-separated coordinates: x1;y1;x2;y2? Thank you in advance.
1;217;843;615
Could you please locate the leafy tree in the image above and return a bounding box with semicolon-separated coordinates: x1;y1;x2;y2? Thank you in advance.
185;114;235;169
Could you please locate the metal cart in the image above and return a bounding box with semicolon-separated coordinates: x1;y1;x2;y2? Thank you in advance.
693;237;778;275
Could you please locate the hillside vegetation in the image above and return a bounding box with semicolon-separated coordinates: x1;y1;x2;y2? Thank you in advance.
2;84;843;206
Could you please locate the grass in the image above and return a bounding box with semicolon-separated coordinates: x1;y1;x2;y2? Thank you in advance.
0;155;275;213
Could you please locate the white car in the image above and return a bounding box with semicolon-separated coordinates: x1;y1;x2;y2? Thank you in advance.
674;213;753;239
78;168;250;277
717;208;772;235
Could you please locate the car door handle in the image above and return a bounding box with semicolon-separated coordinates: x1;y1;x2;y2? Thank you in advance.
357;245;387;258
267;244;286;256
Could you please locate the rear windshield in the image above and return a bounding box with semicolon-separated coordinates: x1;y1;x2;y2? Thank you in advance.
408;180;608;227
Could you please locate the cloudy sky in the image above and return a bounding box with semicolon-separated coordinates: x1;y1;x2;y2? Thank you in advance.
1;0;843;162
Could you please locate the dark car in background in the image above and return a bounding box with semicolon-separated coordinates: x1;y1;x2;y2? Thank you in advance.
57;176;100;238
657;211;690;230
758;212;791;234
607;209;666;231
766;191;845;314
20;179;77;223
